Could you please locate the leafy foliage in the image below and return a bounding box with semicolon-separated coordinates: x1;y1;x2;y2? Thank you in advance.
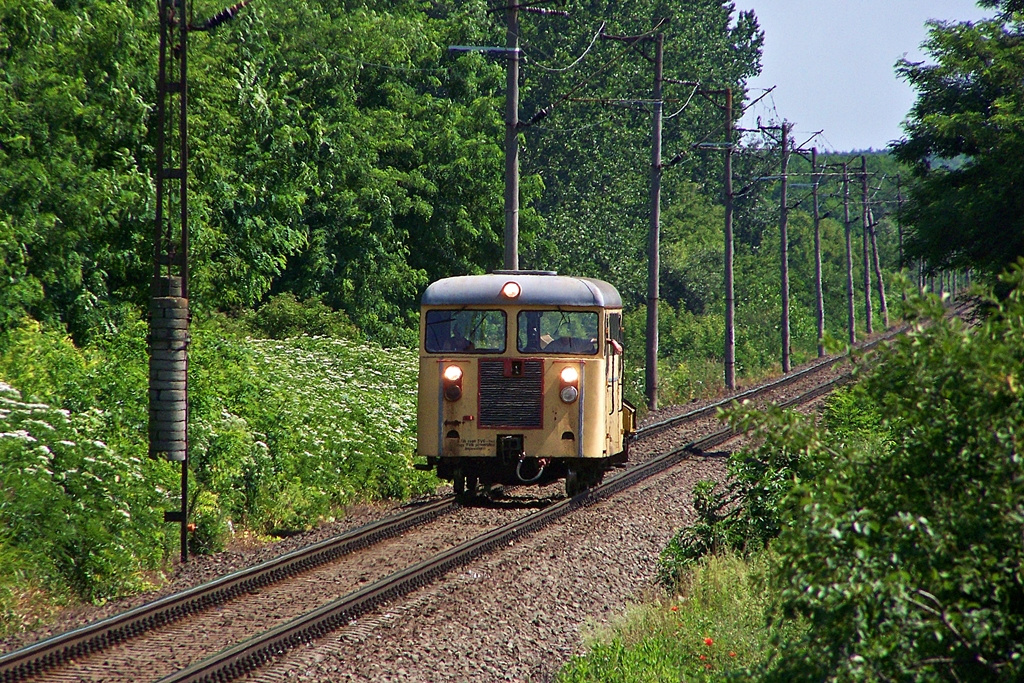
190;0;511;338
658;404;827;585
760;264;1024;682
893;8;1024;279
0;0;509;343
518;0;763;304
0;373;169;611
244;293;359;341
654;264;1024;681
0;0;154;342
0;317;433;625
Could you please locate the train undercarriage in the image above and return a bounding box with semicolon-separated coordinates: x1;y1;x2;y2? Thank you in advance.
419;449;628;498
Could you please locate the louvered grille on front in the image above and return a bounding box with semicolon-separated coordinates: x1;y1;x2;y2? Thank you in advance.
478;360;543;428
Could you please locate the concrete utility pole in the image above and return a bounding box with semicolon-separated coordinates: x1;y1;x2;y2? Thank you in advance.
897;174;907;303
645;32;664;410
860;155;873;335
843;163;856;345
504;3;520;271
867;208;889;328
723;88;736;389
452;2;567;270
779;122;791;373
812;148;824;357
596;24;669;407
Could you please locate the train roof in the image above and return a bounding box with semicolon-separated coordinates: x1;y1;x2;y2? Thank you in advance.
421;272;623;309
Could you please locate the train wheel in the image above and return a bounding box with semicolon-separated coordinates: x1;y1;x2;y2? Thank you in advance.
466;475;478;494
453;468;466;496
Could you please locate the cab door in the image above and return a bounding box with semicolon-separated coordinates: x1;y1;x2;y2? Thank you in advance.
604;311;624;455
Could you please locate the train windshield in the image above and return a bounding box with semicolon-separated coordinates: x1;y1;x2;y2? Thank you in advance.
424;309;506;353
517;310;599;355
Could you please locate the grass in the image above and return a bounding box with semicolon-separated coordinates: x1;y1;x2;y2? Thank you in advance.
558;552;800;682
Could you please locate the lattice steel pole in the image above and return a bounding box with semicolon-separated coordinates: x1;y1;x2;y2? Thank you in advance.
152;0;191;563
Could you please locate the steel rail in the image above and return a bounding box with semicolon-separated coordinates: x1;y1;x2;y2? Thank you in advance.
0;497;456;682
160;369;853;683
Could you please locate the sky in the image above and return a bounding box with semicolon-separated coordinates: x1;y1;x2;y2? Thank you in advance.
736;0;994;152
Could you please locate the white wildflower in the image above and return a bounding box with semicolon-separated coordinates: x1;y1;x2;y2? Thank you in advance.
0;430;37;442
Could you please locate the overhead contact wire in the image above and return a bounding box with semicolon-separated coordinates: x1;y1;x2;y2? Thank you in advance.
522;19;667;127
527;21;606;72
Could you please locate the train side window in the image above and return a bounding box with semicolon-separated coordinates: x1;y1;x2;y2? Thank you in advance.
607;312;622;343
517;310;600;355
425;310;506;353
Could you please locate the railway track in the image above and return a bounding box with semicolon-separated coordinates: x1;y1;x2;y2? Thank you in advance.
0;319;929;683
0;498;456;683
160;354;855;683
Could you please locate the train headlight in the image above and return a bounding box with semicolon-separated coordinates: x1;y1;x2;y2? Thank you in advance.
443;364;463;401
501;281;521;298
559;365;580;403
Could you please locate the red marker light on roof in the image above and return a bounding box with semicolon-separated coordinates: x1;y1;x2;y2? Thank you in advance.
501;281;521;298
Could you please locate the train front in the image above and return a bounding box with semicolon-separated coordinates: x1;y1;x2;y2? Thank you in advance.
415;272;633;495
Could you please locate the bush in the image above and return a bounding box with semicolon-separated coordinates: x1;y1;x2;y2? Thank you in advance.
245;293;360;340
758;266;1024;682
653;264;1024;681
0;380;170;608
657;404;827;585
184;326;437;533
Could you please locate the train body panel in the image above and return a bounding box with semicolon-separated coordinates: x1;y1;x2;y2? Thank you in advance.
416;272;634;495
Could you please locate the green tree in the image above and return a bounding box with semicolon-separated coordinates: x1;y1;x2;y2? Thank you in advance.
893;5;1024;280
513;0;763;303
187;0;510;340
0;0;154;342
0;0;513;344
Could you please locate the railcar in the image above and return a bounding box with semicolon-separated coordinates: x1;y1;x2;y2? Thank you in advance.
416;271;635;497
